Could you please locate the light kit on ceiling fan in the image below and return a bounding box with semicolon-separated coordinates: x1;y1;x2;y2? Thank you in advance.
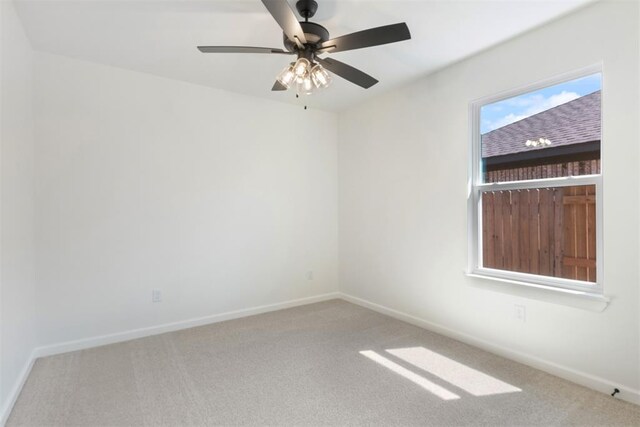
197;0;411;97
277;57;332;93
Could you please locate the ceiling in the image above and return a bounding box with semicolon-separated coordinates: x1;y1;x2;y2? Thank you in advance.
15;0;592;112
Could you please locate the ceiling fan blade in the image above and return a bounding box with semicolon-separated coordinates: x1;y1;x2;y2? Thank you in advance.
261;0;307;47
197;46;294;54
272;81;287;91
318;23;411;53
316;57;378;89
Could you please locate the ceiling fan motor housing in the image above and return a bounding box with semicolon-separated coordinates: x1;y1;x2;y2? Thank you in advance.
283;21;330;53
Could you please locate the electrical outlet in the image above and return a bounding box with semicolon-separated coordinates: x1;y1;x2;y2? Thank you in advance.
515;305;526;322
152;289;162;303
306;271;313;280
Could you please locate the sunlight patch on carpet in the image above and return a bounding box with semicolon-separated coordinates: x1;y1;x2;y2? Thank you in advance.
360;350;460;400
387;347;521;396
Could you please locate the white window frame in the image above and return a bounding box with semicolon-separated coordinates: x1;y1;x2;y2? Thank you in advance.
467;65;604;295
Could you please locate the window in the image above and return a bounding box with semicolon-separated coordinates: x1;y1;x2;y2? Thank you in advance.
468;68;603;294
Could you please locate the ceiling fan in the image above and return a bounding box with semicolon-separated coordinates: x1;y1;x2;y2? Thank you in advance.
197;0;411;95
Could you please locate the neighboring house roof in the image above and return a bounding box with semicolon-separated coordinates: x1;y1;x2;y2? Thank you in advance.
482;90;601;158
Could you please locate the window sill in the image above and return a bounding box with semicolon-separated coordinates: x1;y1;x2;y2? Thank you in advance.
465;272;610;312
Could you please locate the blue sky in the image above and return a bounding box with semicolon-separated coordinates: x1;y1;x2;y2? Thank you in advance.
480;73;601;134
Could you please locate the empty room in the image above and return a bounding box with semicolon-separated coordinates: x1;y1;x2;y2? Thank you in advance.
1;0;639;425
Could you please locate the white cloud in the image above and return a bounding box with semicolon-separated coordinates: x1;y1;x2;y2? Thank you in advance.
487;91;580;131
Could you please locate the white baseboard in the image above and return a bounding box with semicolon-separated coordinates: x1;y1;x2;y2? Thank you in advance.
338;292;640;406
34;292;341;358
0;349;37;427
0;291;340;425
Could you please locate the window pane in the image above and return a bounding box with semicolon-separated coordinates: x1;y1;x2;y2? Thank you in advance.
480;74;601;183
481;185;596;283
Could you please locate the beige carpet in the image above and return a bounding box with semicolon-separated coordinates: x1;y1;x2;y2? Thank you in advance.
8;299;640;426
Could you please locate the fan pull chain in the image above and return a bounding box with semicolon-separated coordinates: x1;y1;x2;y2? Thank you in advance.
295;93;308;110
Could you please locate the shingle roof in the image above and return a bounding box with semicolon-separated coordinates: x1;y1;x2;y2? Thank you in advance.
481;90;601;158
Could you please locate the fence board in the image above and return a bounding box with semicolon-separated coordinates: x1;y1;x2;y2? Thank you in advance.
587;186;597;282
519;190;530;272
529;189;540;275
574;186;588;281
482;192;490;268
510;191;521;272
554;188;564;277
562;187;577;278
502;192;513;271
493;191;504;269
539;189;552;276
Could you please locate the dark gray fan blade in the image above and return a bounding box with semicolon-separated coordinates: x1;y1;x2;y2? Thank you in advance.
197;46;294;54
272;81;287;91
261;0;307;46
316;57;378;89
318;23;410;53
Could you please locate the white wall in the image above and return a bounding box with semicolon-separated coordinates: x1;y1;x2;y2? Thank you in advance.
33;53;338;346
339;0;639;397
0;0;37;416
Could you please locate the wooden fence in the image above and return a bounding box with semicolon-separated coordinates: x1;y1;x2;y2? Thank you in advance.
482;185;596;282
484;160;600;183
